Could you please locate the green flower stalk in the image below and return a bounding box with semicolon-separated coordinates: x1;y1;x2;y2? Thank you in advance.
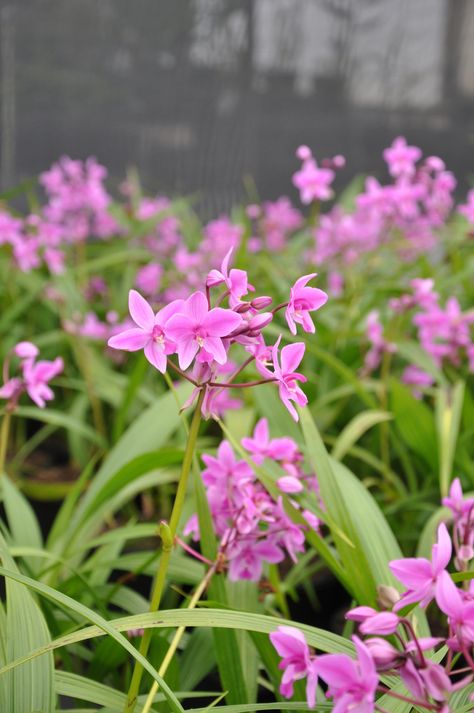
124;388;205;713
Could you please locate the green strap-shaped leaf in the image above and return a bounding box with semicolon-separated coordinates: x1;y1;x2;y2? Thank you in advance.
0;565;185;713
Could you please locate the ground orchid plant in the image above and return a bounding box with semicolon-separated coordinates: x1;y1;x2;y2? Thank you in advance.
0;138;473;712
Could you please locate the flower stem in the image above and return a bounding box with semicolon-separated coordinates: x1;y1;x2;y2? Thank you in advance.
0;410;12;475
124;389;205;713
207;377;277;388
140;560;217;713
376;686;438;710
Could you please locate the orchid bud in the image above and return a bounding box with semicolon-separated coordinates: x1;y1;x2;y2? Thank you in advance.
251;296;273;310
458;544;474;562
277;476;303;493
377;584;400;609
296;145;311;161
345;606;377;623
14;341;39;359
364;638;401;670
246;204;261;219
333;154;346;168
419;662;454;702
247;313;273;331
359;611;400;635
234;301;252;314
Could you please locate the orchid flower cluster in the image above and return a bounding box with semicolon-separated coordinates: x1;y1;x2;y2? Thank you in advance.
0;157;118;275
107;248;327;421
0;342;63;410
183;418;320;581
292;145;345;205
362;277;474;394
312;137;457;274
271;477;474;712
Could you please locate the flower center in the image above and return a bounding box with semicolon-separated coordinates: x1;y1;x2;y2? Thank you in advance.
152;325;164;344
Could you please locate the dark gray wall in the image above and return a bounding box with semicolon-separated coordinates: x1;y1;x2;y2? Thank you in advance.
1;0;474;214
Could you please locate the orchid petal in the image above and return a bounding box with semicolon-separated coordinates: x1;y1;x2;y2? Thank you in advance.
128;290;154;330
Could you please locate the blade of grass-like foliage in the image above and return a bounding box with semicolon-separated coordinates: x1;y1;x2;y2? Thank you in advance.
396;341;445;384
416;506;450;558
70;383;192;526
179;628;216;691
54;670;218;711
299;407;377;603
390;380;438;473
0;534;55;713
331;409;392;460
58;470;178;569
436;381;465;498
266;323;377;409
112;354;149;441
78;448;183;524
299;407;426;620
1;475;43;573
0;602;6;668
14;405;106;447
46;454;99;549
0;566;185;713
324;434;407;497
55;670;129;709
186;705;328;712
252;388;301;440
0;607;354;678
227;580;260;702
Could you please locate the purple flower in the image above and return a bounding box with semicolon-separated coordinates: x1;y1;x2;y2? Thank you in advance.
241;418;298;464
22;356;64;408
359;611;400;636
435;570;474;647
285;273;328;336
317;636;378;713
270;626;318;707
390;522;452;609
206;248;249;305
1;344;63;410
383;136;422;178
458;188;474;224
108;290;184;373
401;365;434;399
293;148;335;204
364;637;401;670
442;478;474;521
260;338;308;421
227;538;284;581
166;291;242;370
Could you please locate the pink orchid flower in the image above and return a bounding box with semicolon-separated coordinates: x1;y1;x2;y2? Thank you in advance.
260;338;308;421
390;522;452;610
442;478;474;521
285;273;328;336
435;570;474;647
21;356;64;408
317;636;378;712
206;248;250;305
241;418;298;464
226;538;284;581
383;136;422;177
292;152;335;204
108;290;184;373
14;341;39;359
166;291;242;370
270;626;318;707
358;611;400;636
